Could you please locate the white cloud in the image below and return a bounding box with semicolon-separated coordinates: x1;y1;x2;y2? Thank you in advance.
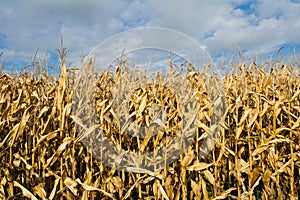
0;0;300;68
202;0;300;56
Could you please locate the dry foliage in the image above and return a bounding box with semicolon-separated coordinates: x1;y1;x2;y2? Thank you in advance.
0;58;299;200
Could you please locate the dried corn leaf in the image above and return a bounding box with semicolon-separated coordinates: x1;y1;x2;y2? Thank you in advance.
158;182;170;200
187;162;213;171
64;177;78;196
191;180;201;196
45;137;72;168
48;178;60;200
13;181;38;200
33;185;47;199
213;188;237;200
203;170;215;185
252;146;269;157
181;150;194;167
75;178;115;199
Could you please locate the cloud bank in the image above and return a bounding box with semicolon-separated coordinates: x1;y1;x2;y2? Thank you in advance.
0;0;300;67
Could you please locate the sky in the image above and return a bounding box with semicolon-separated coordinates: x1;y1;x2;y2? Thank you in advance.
0;0;300;71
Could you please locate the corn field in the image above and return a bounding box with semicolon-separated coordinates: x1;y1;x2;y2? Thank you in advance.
0;57;299;199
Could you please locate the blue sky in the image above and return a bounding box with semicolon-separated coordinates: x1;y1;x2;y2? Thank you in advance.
0;0;300;71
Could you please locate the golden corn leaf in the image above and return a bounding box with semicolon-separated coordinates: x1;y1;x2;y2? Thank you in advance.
111;176;122;189
64;177;78;196
201;178;208;200
187;162;213;171
13;181;38;200
33;185;47;199
181;150;194;168
213;188;237;200
203;170;215;185
75;178;115;199
252;146;269;157
48;178;60;200
158;181;170;200
191;180;201;196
